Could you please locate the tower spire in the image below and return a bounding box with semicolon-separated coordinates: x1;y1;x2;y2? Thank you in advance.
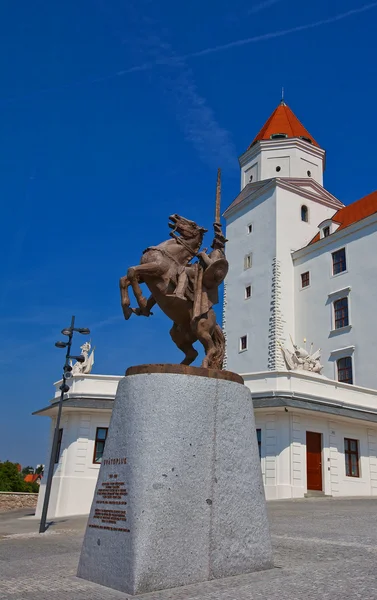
280;87;286;106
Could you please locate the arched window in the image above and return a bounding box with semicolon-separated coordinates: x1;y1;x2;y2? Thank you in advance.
301;205;308;223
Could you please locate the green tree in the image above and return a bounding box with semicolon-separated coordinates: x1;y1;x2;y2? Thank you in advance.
0;461;39;493
23;480;40;493
0;461;25;492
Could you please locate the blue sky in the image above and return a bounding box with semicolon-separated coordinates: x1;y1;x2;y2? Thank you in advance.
1;0;377;466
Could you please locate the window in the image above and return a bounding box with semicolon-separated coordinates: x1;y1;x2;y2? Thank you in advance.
270;133;288;140
334;297;349;329
307;170;312;177
244;253;252;269
247;223;253;234
93;427;108;464
276;166;281;172
245;285;252;299
301;271;310;288
332;248;346;275
240;335;248;352
300;136;313;144
337;356;353;384
55;428;63;464
256;429;262;459
249;175;253;182
323;226;330;238
301;205;309;222
344;438;359;477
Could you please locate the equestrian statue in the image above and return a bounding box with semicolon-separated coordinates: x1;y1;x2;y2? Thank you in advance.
119;169;228;370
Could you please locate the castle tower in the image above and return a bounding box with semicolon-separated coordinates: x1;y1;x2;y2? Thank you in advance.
224;101;344;374
239;100;325;188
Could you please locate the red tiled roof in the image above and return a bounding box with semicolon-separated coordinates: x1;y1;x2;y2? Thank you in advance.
309;190;377;245
24;473;42;483
248;102;319;150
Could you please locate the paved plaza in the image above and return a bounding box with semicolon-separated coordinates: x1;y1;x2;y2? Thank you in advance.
1;498;377;599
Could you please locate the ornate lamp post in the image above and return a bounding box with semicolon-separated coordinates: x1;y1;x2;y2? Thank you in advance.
39;316;90;534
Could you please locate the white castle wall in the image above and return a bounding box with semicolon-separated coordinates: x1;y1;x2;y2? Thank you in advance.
293;212;377;388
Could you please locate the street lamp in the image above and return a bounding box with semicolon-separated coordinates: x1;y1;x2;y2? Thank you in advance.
39;315;90;534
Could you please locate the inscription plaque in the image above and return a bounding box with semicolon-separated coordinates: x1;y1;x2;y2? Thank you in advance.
88;459;129;533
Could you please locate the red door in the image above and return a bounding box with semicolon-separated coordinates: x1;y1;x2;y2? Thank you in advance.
306;432;322;491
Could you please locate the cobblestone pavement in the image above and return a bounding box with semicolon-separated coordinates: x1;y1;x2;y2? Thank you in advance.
1;498;377;599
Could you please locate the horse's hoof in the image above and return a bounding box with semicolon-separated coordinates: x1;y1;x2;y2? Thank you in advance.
133;307;152;317
122;306;133;320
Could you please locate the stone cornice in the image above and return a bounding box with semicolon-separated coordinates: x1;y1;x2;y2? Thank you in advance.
33;397;114;416
223;179;276;218
330;345;356;356
276;178;343;209
224;177;342;219
327;286;352;299
252;396;377;424
239;138;326;168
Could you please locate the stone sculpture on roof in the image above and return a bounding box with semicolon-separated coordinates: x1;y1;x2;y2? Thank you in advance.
119;169;228;370
71;341;95;375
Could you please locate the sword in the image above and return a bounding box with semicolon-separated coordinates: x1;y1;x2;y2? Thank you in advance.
215;167;221;224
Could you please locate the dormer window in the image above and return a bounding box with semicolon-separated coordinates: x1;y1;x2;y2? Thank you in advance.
301;205;309;223
300;136;313;144
270;133;288;140
319;219;334;238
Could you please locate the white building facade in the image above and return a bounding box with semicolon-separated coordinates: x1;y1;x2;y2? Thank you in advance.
35;375;116;518
35;100;377;516
224;100;377;498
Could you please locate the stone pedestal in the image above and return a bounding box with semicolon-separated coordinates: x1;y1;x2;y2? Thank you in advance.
77;364;273;595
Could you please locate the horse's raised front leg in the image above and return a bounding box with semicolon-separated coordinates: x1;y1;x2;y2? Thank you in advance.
133;294;156;317
119;275;133;320
127;263;165;313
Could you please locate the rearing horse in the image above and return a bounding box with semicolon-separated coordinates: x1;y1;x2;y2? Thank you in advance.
119;214;225;370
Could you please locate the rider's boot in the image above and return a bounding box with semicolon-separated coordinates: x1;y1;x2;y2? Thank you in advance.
172;272;187;300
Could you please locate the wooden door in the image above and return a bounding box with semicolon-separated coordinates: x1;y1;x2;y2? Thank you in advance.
306;432;322;491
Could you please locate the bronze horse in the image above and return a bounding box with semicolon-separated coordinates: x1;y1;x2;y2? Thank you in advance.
119;214;226;370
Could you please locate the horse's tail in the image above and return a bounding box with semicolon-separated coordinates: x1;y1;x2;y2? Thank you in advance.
211;324;226;370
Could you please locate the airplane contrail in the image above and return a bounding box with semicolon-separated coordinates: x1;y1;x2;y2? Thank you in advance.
183;2;377;60
0;2;376;105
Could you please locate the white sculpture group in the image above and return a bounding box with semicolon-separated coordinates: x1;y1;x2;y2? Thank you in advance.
280;336;323;375
70;341;95;375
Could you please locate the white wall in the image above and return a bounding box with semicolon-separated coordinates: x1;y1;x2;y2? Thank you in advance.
224;182;339;374
240;139;325;188
293;214;377;388
36;409;111;518
276;186;341;352
255;408;377;499
225;187;277;373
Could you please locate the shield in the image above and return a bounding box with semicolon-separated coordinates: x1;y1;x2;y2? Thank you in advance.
202;258;229;289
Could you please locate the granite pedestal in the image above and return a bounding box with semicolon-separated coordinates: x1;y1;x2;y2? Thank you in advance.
77;364;273;595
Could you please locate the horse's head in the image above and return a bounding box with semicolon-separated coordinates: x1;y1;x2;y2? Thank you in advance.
169;214;207;243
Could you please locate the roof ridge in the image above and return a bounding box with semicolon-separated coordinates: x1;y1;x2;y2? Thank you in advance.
283;104;296;136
